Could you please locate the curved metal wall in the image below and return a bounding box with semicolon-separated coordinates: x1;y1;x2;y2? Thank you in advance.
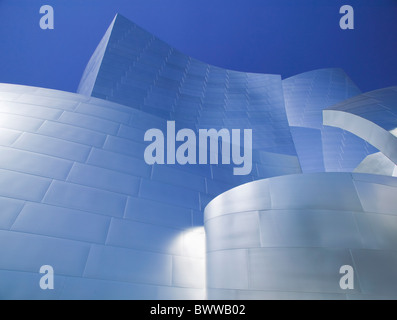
78;14;298;156
324;86;397;166
0;83;207;299
0;82;298;300
205;173;397;299
282;69;377;172
0;82;302;299
0;13;395;300
354;152;397;177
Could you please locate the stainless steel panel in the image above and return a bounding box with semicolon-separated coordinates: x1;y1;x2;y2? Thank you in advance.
106;218;183;255
12;203;110;243
38;121;106;147
207;249;249;290
247;247;359;294
0;168;51;201
355;212;397;250
269;173;363;211
125;196;192;229
61;277;157;300
43;180;127;216
0;197;24;229
84;244;173;286
260;209;363;249
0;270;65;300
205;179;271;220
351;249;397;296
0;146;73;180
236;290;346;300
67;163;140;195
354;180;397;215
13;132;91;162
0;230;90;276
172;256;205;289
205;211;261;251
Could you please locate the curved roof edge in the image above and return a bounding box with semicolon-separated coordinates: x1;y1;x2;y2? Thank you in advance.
323;86;397;165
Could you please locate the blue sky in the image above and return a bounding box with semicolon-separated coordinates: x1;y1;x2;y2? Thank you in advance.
0;0;396;93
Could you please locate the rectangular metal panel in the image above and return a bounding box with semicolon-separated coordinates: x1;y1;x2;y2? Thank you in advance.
140;179;200;210
87;148;152;178
12;202;110;243
206;212;261;251
17;94;79;110
259;209;363;249
0;168;51;201
157;286;205;300
106;218;183;255
84;244;173;286
269;173;363;211
355;212;397;250
14;132;91;162
117;124;146;142
60;276;157;300
0;146;73;180
207;249;249;290
247;247;359;294
236;290;346;300
0;128;21;146
351;249;397;296
0;113;44;132
0;270;65;300
172;256;205;289
152;165;206;193
38;121;106;147
0;197;24;229
0;101;62;120
67;163;140;195
204;179;271;220
59;111;119;135
0;230;90;276
103;135;147;159
43;180;127;216
354;180;397;215
76;103;130;124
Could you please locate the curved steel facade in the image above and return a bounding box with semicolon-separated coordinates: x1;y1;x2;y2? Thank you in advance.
324;86;397;166
0;14;395;300
205;173;397;299
0;84;207;299
283;69;376;172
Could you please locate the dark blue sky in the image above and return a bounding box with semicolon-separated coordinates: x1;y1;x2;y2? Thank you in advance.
0;0;396;93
